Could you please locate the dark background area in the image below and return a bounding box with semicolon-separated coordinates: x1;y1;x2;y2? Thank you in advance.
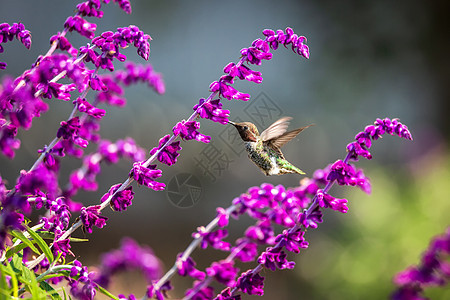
1;0;449;299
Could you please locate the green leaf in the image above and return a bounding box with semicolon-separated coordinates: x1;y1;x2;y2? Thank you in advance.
21;266;45;299
37;231;88;243
0;263;18;299
39;281;62;300
10;230;41;256
25;225;54;264
5;243;29;260
97;285;120;300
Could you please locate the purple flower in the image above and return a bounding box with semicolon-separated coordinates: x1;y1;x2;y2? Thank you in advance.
75;97;105;119
193;227;231;251
16;164;58;198
235;270;265;296
129;162;165;191
149;135;182;166
185;281;215;300
176;255;206;281
0;210;24;250
173;120;211;143
50;32;78;56
392;227;450;298
52;239;72;258
147;281;173;300
316;189;348;213
240;39;272;66
257;248;295;271
0;122;21;158
115;62;165;94
214;287;241;300
57;117;88;148
206;260;239;286
116;138;146;162
68;260;97;300
274;229;308;254
245;220;276;245
210;79;250;101
298;206;323;229
76;1;104;18
95;238;161;287
94;75;126;106
193;98;230;124
80;205;108;234
101;183;134;212
223;63;262;84
64;16;97;39
327;160;371;193
1;75;48;130
216;207;230;227
233;239;258;262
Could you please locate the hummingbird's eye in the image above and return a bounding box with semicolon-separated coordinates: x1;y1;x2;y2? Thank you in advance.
243;126;248;130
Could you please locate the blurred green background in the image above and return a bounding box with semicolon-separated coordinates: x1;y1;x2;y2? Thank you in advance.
1;0;449;299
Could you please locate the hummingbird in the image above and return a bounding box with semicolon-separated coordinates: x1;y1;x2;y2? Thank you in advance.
228;117;313;176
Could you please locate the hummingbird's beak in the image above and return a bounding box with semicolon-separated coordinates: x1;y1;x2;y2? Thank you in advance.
227;120;236;126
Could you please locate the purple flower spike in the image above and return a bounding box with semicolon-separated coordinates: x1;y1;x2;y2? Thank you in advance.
176;255;206;281
150;135;182;166
129;162;165;191
236;270;265;296
262;27;310;59
0;23;32;68
101;183;135;212
347;118;412;161
80;205;108;234
173;120;211;144
193;98;230;124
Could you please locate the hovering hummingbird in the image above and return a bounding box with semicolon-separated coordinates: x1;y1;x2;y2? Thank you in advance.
228;117;313;176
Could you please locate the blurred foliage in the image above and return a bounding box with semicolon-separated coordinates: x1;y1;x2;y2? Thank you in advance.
295;151;450;299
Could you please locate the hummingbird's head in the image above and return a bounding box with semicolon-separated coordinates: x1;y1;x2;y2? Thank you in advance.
228;121;259;142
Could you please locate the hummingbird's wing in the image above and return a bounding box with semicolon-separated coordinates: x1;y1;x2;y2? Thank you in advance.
260;117;292;142
266;124;314;150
